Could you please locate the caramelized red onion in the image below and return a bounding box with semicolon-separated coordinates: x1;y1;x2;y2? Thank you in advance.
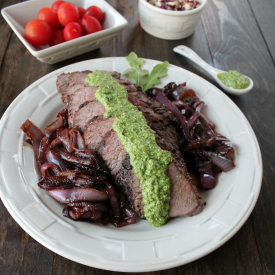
69;128;86;150
38;175;75;190
63;202;109;222
57;127;74;153
45;109;67;137
172;84;197;101
21;119;44;167
41;163;61;177
76;174;110;188
54;146;100;170
154;90;190;141
38;171;78;190
188;101;204;129
200;173;216;189
209;153;235;172
147;82;236;190
21;109;137;227
47;188;109;204
38;136;51;167
46;149;68;172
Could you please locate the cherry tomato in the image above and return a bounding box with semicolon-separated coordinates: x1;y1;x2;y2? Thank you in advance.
51;1;65;12
63;22;83;41
80;15;102;35
78;7;85;19
84;6;104;23
37;7;61;30
25;19;52;46
57;2;79;27
49;29;65;46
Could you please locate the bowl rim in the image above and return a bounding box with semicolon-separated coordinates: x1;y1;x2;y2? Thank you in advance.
139;0;207;16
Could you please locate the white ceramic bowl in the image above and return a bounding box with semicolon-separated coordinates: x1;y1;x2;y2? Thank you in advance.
138;0;207;40
1;0;128;64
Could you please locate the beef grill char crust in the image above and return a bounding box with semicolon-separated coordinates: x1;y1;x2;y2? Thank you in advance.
57;71;205;220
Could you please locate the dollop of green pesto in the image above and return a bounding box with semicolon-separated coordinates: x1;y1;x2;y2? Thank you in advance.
85;71;172;227
217;70;250;89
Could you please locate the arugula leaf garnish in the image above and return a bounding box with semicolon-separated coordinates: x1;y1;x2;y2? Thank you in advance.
143;61;169;91
124;52;169;91
124;52;148;88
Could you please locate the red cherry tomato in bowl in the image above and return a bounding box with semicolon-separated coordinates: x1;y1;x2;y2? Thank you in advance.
25;19;52;46
63;22;83;41
51;1;65;12
57;2;79;26
80;15;102;35
78;7;85;19
84;6;104;23
49;29;65;46
37;7;61;30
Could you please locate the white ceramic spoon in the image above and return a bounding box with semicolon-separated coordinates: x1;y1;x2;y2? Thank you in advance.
173;45;253;95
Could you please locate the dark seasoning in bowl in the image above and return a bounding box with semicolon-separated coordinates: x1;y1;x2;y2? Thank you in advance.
147;0;201;10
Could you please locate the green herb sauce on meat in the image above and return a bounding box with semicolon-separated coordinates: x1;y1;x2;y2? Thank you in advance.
85;70;172;227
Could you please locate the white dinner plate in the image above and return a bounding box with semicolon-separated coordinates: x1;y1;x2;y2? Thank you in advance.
0;57;262;272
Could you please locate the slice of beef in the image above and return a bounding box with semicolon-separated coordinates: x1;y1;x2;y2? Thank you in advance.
56;71;121;105
67;85;98;128
97;130;127;177
73;101;106;131
56;73;70;102
167;161;204;217
128;90;175;122
56;71;205;220
68;71;92;85
116;154;145;218
83;116;115;151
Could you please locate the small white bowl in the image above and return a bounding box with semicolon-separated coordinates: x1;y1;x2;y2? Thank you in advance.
138;0;207;40
1;0;128;64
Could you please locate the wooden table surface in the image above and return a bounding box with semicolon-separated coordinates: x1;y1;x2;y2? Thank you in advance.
0;0;274;274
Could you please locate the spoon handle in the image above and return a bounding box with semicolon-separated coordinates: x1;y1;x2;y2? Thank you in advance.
173;45;222;77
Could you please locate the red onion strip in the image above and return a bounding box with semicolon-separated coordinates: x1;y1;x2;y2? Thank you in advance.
46;149;68;171
41;163;61;177
21;119;45;167
38;175;76;190
69;128;86;150
38;136;51;167
54;147;100;169
45;115;64;137
200;173;216;189
210;153;235;172
188;101;204;129
48;188;109;204
155;92;190;141
57;127;74;153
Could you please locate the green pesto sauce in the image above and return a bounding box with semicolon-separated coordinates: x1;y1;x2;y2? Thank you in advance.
85;71;172;227
217;70;250;89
